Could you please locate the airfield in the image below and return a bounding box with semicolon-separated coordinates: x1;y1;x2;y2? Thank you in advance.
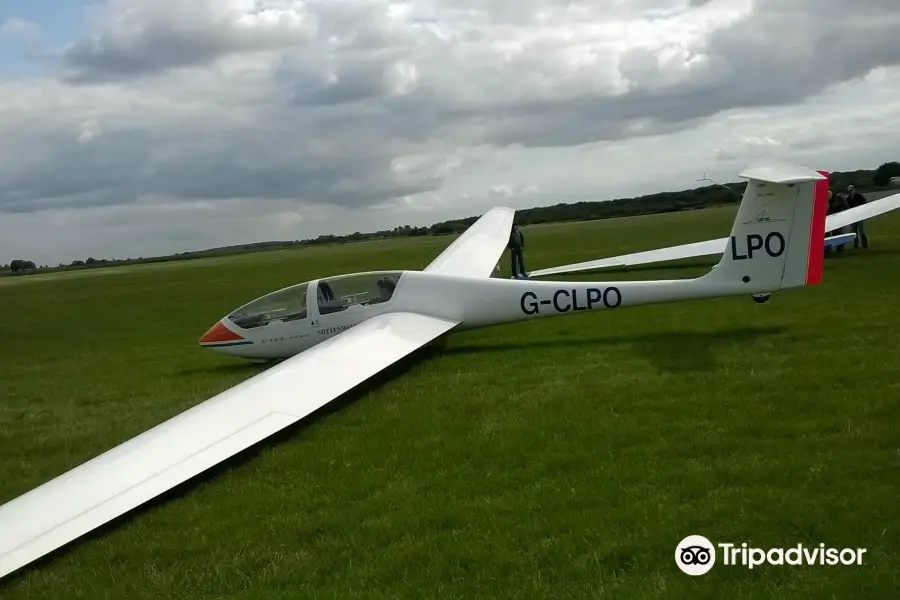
1;196;899;598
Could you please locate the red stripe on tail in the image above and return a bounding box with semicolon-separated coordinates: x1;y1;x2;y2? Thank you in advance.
805;170;829;285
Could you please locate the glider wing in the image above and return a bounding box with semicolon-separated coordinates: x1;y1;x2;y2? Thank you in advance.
423;206;516;278
0;311;459;581
825;191;900;231
530;190;900;278
528;238;726;277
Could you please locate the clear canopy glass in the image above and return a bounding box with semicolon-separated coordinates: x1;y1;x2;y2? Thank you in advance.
226;271;404;329
227;282;308;329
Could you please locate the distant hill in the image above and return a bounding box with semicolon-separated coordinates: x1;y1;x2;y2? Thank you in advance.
3;160;899;277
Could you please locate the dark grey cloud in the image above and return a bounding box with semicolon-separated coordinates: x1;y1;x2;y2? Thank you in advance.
0;118;439;214
269;0;900;154
58;0;419;84
59;2;316;83
62;27;263;83
287;57;394;106
426;0;900;148
55;0;691;83
701;0;900;98
4;0;900;220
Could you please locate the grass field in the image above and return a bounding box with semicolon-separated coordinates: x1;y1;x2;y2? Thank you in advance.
2;200;900;599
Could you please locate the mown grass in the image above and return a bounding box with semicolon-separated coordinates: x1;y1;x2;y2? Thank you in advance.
1;201;899;599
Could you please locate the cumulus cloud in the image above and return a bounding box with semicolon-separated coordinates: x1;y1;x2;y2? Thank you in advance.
2;0;900;264
60;0;318;82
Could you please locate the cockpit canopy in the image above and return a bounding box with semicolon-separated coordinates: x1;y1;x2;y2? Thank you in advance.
226;270;404;329
315;271;400;315
227;281;308;329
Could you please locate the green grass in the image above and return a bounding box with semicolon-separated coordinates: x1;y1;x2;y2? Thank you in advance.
2;203;900;599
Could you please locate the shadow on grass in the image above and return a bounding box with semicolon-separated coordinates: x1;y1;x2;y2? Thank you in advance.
0;325;784;586
175;361;272;377
441;325;787;374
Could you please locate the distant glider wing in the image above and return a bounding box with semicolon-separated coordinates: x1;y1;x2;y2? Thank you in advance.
825;191;900;231
424;206;516;278
824;232;856;248
0;311;459;581
528;238;726;277
530;189;900;277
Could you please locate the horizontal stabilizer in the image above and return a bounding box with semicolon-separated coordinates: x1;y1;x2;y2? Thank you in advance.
738;159;828;184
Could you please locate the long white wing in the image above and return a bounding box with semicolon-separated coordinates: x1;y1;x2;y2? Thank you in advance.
826;191;900;230
0;311;459;581
530;191;900;278
424;206;515;278
529;238;727;277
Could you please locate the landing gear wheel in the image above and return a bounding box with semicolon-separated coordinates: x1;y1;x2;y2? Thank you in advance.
752;293;771;304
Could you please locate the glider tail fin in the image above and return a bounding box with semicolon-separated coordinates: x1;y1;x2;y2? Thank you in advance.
703;160;829;293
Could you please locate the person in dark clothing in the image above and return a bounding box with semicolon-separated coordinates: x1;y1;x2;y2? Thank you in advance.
845;185;869;248
508;223;527;278
826;189;850;253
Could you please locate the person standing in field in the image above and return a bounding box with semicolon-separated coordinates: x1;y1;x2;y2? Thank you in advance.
826;189;850;254
508;223;527;278
845;185;869;248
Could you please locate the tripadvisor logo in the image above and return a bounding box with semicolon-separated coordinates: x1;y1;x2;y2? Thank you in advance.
675;535;716;576
675;535;867;575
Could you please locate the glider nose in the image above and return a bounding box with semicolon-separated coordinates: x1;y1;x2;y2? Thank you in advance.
198;319;246;349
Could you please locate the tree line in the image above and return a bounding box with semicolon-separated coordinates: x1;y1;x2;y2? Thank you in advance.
4;160;899;276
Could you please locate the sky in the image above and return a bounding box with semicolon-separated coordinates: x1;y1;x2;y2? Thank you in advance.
1;0;900;266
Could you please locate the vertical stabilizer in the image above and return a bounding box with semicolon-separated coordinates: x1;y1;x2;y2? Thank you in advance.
703;159;828;293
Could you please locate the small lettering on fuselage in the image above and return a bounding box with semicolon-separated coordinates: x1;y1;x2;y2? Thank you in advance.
519;287;622;315
730;231;785;261
260;333;309;344
318;324;355;335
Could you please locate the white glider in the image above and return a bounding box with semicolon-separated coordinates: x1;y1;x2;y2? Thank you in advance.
529;176;900;278
0;159;831;581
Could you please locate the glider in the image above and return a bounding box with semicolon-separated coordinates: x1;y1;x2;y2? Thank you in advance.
0;159;830;581
529;178;900;278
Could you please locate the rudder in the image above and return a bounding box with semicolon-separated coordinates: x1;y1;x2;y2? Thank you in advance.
798;171;829;286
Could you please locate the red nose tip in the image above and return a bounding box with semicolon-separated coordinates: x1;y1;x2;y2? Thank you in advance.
199;320;245;344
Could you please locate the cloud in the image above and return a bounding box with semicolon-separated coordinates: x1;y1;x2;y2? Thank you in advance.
1;0;900;265
0;18;42;42
59;0;318;82
713;136;784;161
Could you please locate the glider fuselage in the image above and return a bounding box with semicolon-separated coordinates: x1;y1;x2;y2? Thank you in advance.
200;267;765;361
